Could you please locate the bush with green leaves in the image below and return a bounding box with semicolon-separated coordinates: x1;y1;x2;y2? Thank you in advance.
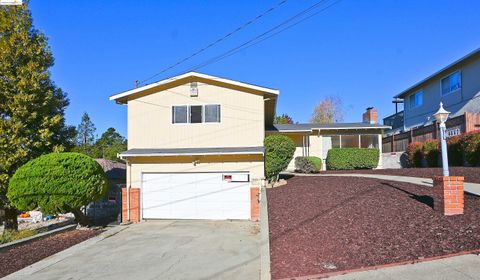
423;139;439;167
406;142;424;167
447;135;464;166
462;131;480;166
8;153;109;226
264;135;295;180
295;156;322;173
326;148;379;170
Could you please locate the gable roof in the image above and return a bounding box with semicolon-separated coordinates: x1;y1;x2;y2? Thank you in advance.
109;71;279;103
394;48;480;99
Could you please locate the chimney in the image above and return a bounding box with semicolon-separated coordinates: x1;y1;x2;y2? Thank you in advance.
363;107;378;124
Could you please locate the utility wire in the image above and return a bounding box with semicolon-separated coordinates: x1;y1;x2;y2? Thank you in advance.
185;0;342;73
138;0;289;85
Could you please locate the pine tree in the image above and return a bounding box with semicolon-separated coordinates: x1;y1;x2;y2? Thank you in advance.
0;3;70;230
74;112;97;156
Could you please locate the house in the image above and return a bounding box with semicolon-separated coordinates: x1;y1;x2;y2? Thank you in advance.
110;72;389;222
383;48;480;152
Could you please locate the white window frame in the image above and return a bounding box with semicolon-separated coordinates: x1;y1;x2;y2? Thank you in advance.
409;90;423;109
440;70;462;96
172;105;188;124
171;104;221;125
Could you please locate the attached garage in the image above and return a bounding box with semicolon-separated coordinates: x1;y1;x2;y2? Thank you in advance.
142;172;251;220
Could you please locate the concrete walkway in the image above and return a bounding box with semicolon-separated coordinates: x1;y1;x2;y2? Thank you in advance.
328;254;480;280
298;173;480;196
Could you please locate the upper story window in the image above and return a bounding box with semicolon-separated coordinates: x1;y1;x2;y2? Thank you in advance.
441;71;461;96
172;105;221;124
409;90;423;109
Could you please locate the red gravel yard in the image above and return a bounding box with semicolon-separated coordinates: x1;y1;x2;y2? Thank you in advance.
321;167;480;184
0;229;102;278
267;176;480;279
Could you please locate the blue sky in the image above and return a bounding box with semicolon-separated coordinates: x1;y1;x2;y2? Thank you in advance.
29;0;480;137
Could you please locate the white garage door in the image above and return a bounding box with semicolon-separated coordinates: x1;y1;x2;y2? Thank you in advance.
142;172;251;220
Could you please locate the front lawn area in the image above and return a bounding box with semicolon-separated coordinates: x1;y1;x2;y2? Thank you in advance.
321;167;480;184
0;229;102;278
267;176;480;279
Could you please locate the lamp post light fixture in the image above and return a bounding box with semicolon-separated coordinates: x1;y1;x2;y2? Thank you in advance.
433;102;451;176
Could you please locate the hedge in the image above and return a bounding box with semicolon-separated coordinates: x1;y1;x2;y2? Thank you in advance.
462;132;480;166
8;152;109;226
264;135;295;180
406;142;423;167
295;156;322;173
447;135;463;166
326;148;379;170
423;139;439;167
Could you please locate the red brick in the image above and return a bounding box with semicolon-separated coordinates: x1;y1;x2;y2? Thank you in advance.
122;187;140;223
432;176;464;216
250;187;260;221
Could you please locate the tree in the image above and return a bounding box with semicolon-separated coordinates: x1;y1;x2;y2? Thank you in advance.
310;96;344;124
274;113;294;124
74;112;96;155
264;135;295;181
93;127;127;161
0;3;70;230
8;153;109;226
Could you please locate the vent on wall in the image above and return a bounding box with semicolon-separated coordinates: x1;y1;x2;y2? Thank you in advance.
190;82;198;97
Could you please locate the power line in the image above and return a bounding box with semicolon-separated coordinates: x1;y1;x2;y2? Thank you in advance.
138;0;289;85
185;0;343;73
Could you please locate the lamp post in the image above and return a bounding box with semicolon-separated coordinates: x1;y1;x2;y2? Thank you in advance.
433;102;451;176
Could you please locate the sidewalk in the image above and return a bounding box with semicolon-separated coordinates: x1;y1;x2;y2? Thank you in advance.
327;254;480;280
301;173;480;196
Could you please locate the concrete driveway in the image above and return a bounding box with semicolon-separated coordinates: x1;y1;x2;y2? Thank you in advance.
7;221;261;280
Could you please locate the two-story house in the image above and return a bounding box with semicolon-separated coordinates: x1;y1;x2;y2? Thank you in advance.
385;48;480;135
110;72;389;222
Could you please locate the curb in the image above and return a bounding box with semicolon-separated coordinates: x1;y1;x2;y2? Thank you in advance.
3;224;129;279
0;224;76;252
260;186;271;280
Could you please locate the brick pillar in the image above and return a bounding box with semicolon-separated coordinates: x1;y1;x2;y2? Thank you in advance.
122;188;140;223
432;176;464;216
250;187;260;221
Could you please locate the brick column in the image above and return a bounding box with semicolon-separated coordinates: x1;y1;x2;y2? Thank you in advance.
122;188;140;223
250;187;260;221
432;176;464;216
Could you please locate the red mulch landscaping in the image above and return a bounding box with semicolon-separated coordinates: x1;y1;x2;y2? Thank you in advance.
321;167;480;184
0;229;102;278
267;176;480;279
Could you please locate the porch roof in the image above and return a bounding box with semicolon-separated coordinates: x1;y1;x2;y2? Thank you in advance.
266;123;391;133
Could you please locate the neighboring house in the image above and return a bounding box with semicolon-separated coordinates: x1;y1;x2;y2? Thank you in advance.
382;48;480;152
110;72;389;222
385;48;480;134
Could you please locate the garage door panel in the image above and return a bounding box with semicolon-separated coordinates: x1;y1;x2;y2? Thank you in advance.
142;172;250;220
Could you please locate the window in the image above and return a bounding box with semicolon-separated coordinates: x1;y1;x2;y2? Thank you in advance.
172;106;188;124
172;105;221;124
360;135;379;148
441;71;461;96
409;90;423;109
341;135;359;148
205;105;221;123
190;105;203;123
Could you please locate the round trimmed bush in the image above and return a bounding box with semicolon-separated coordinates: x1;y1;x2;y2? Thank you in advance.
295;156;322;173
264;135;295;180
8;152;109;226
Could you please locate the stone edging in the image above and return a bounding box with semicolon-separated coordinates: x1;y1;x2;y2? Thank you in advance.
260;186;271;280
0;223;77;252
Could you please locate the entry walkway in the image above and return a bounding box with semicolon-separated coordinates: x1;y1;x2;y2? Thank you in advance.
295;173;480;196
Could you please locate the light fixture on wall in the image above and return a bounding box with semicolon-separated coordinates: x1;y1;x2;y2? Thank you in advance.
190;82;198;97
193;159;200;166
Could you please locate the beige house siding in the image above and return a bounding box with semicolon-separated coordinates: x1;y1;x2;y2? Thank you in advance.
127;82;265;149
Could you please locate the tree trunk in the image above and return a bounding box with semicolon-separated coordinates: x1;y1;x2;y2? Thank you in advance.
4;207;18;231
71;208;91;227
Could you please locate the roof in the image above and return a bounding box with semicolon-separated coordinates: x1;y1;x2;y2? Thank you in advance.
119;146;265;157
110;71;279;103
266;123;391;132
394;48;480;98
94;159;126;180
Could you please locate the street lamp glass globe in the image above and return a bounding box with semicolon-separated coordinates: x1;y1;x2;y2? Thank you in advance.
434;102;450;123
